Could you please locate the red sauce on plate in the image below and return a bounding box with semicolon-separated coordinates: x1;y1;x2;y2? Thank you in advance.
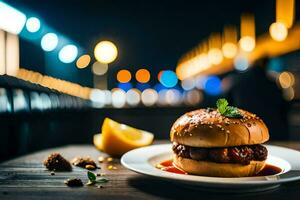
256;164;282;176
156;160;281;176
156;159;187;174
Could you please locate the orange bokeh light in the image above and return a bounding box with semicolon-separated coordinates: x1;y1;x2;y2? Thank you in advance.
135;69;150;83
157;70;164;81
117;69;131;83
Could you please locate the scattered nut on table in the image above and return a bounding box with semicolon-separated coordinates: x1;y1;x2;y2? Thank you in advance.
43;153;72;171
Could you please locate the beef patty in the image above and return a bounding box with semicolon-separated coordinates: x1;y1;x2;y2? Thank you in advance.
172;143;267;165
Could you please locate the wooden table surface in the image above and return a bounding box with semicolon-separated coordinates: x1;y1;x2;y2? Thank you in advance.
1;141;300;200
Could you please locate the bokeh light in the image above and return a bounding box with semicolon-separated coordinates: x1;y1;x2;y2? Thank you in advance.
89;89;105;108
157;89;168;106
239;36;255;52
117;69;131;83
234;56;249;71
278;71;295;88
157;70;164;81
195;76;207;89
222;43;237;58
184;90;203;105
181;78;195;91
117;82;132;92
208;48;223;65
269;22;288;42
111;89;126;108
26;17;40;33
41;33;58;51
58;45;78;63
92;62;108;75
141;89;158;106
94;41;118;64
203;76;221;95
283;87;295;101
126;89;141;106
160;70;178;88
165;89;182;106
76;54;91;69
135;69;150;83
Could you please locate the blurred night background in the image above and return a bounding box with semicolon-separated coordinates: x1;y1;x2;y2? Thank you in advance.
0;0;300;161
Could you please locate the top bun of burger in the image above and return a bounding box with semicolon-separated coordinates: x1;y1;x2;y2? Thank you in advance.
170;108;269;148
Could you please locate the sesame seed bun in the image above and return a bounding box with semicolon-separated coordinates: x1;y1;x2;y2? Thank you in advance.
170;108;269;148
173;155;266;177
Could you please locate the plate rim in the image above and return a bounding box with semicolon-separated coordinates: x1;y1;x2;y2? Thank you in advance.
121;144;300;186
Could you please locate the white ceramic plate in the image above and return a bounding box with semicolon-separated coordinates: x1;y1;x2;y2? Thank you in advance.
121;144;300;193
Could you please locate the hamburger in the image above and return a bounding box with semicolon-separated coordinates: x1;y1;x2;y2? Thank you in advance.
170;99;269;177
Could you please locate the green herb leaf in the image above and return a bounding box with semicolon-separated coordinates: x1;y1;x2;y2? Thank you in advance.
216;99;242;118
216;98;228;114
224;106;242;118
87;171;96;182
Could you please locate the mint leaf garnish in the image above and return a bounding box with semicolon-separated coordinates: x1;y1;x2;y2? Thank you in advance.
216;99;242;118
87;171;96;182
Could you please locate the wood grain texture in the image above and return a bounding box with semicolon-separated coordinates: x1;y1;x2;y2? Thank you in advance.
1;141;300;200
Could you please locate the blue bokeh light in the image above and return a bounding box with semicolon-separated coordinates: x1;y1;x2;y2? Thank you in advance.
58;44;78;63
153;83;166;92
203;76;221;96
41;33;58;52
117;82;132;92
160;70;178;88
268;58;284;72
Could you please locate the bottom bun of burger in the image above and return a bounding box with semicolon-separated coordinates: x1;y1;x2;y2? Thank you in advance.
173;155;265;177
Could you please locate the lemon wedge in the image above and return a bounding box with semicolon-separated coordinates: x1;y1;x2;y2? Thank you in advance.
94;118;154;157
93;134;103;151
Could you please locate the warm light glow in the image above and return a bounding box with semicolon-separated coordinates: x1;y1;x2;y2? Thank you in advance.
239;36;255;52
208;48;223;65
141;89;158;106
135;69;150;83
26;17;40;33
0;30;5;75
94;41;118;64
195;53;210;69
279;71;295;88
16;68;93;99
117;69;131;83
283;87;295;101
6;33;19;76
0;2;26;34
58;45;78;63
92;62;108;75
222;43;237;58
41;33;58;51
240;13;255;52
276;0;294;28
76;54;91;69
269;22;288;42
